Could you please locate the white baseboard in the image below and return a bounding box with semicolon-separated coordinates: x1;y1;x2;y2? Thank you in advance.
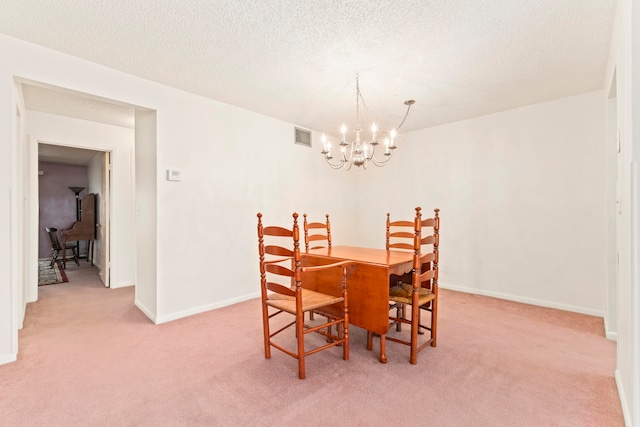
615;369;632;427
0;352;17;365
111;281;134;289
134;299;157;324
439;282;605;318
155;292;261;325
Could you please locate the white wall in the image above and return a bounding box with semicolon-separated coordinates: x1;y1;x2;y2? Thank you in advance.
352;91;607;316
149;94;358;322
26;111;135;289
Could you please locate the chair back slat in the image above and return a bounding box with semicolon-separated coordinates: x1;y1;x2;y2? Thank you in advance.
421;235;435;245
389;231;414;239
307;234;329;242
389;242;414;251
266;281;295;296
418;268;435;283
266;263;294;277
421;218;436;227
390;220;414;227
265;245;293;257
419;252;435;264
263;225;293;237
306;222;327;229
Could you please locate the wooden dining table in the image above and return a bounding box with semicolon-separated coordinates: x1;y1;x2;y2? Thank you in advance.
301;245;414;363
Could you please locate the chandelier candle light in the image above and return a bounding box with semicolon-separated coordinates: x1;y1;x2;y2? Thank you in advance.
321;75;414;170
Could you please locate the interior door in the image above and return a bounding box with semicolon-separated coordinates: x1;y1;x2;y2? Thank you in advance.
98;152;110;287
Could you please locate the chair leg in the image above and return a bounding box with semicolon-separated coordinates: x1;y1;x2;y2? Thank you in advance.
261;305;271;359
431;299;438;347
417;307;424;335
50;249;59;268
297;315;306;379
343;317;349;361
410;295;420;365
73;247;79;266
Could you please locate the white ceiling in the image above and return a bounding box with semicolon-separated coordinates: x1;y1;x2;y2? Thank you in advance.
1;0;617;139
38;143;101;166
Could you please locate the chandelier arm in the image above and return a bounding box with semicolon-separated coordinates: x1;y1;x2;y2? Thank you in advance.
395;102;413;131
370;152;393;167
324;156;345;169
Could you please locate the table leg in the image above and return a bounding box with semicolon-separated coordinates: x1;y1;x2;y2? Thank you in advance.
379;334;387;363
366;331;388;363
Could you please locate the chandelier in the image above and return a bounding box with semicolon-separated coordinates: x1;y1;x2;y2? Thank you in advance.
321;75;414;170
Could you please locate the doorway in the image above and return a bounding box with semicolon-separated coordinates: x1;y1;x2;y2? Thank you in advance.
37;144;110;287
20;80;138;301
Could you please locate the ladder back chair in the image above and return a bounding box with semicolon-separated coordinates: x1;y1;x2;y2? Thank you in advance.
257;212;352;379
303;213;333;321
385;211;416;331
45;227;79;268
373;207;440;364
303;213;332;251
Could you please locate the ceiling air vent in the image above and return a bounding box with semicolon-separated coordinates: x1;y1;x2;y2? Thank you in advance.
294;127;312;148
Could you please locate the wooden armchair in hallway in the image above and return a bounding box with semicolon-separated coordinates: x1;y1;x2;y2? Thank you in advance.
371;207;440;364
257;212;353;379
45;227;79;268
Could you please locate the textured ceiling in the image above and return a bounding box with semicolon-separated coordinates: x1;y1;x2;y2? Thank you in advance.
1;0;616;138
38;143;101;165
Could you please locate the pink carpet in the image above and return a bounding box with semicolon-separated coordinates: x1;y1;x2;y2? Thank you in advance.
0;264;623;426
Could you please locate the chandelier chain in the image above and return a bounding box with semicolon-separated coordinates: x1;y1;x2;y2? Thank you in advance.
355;75;369;128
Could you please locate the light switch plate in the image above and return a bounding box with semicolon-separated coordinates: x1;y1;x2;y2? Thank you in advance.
167;169;181;181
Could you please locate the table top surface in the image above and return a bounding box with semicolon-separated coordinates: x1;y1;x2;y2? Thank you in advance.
306;245;413;267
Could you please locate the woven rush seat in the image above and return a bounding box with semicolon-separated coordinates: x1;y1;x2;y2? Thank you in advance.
267;289;344;314
389;283;435;305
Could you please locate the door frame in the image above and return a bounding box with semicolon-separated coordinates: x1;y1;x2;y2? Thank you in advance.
29;137;115;298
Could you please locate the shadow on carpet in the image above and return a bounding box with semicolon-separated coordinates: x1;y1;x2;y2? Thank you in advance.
38;259;68;286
